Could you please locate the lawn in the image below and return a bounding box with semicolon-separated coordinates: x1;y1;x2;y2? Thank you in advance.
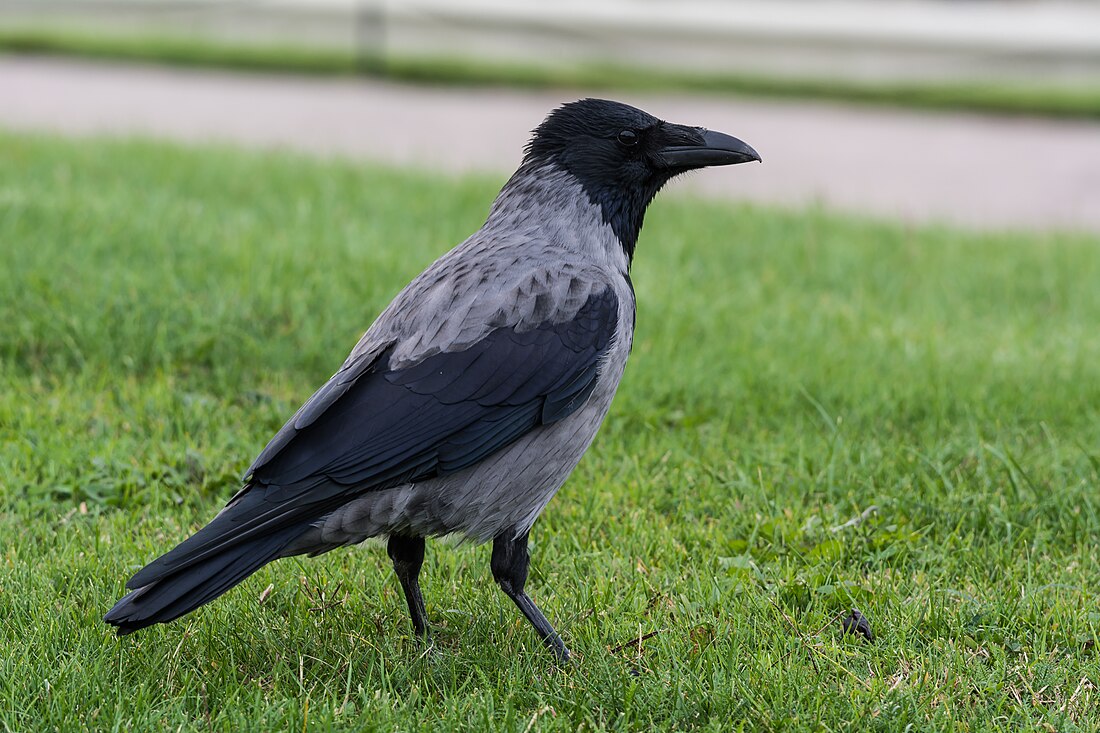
1;133;1099;731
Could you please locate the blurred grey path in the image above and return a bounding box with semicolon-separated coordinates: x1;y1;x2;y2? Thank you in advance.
4;55;1100;233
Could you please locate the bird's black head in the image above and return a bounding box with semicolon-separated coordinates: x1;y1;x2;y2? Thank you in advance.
524;98;760;262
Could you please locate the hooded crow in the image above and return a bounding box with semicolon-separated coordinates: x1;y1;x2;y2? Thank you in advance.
104;98;760;660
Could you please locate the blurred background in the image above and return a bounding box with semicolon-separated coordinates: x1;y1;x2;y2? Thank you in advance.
4;0;1100;84
2;0;1100;231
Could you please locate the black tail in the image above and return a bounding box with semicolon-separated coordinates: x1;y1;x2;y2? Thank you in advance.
104;525;303;635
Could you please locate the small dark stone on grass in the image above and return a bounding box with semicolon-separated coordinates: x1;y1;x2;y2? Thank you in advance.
842;609;874;642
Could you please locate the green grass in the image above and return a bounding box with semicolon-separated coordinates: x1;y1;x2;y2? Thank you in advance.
4;26;1100;119
3;132;1100;731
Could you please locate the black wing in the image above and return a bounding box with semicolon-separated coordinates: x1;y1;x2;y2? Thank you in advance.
127;288;618;588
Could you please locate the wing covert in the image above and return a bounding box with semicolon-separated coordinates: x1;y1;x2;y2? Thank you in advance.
253;287;618;489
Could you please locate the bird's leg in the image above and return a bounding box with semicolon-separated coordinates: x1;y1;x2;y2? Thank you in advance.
491;529;570;662
387;534;429;638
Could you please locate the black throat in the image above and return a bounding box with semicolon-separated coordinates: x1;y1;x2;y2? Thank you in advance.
575;176;666;265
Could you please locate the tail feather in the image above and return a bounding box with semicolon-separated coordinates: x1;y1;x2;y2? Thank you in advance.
104;525;303;635
124;481;326;590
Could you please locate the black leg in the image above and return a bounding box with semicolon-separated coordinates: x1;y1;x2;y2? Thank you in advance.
387;534;429;638
491;529;570;662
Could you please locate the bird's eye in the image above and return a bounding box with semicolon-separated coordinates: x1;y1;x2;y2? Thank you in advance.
617;130;639;147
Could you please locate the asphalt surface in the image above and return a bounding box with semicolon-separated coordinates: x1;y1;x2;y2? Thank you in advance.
5;55;1100;233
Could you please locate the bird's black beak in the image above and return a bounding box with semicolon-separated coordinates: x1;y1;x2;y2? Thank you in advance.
658;127;761;169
